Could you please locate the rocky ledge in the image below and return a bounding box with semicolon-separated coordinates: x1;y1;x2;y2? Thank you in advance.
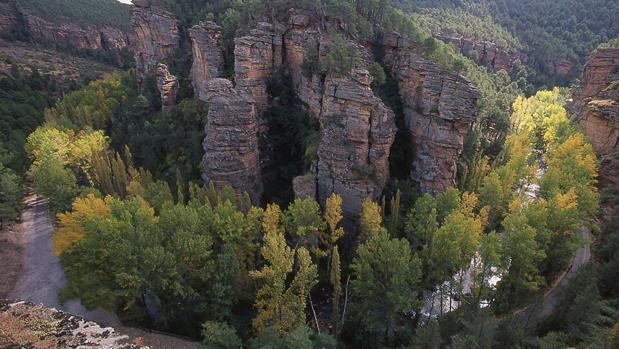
0;300;146;348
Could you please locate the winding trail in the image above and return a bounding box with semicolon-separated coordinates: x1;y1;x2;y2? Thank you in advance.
6;191;200;348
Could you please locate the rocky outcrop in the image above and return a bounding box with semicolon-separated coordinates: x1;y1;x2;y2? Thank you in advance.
131;0;180;97
200;79;263;204
437;33;526;72
0;300;145;348
573;48;619;189
191;13;396;214
316;70;397;215
0;0;132;67
383;32;480;194
156;63;179;111
235;22;285;119
189;21;224;100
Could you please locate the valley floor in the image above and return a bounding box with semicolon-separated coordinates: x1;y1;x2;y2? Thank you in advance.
1;190;200;349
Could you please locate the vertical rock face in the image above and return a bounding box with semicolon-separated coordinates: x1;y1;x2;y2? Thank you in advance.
573;48;619;188
316;70;397;215
155;63;179;111
437;33;527;72
0;0;132;67
383;32;480;194
234;22;285;119
200;79;263;204
131;0;180;92
189;21;224;100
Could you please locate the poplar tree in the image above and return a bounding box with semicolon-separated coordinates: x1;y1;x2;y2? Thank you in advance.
251;204;318;334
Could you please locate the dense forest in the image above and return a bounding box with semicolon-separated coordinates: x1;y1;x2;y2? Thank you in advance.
1;0;618;348
398;0;619;87
19;0;131;30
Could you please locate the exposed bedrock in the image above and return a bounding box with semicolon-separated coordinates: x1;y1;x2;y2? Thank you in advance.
131;0;180;108
382;32;480;194
200;79;263;204
0;0;132;67
189;21;225;100
316;70;397;216
573;48;619;189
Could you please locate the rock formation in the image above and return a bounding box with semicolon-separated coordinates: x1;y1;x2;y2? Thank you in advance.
573;47;619;188
190;22;263;204
0;0;132;67
0;300;145;348
189;21;225;100
200;79;263;204
156;63;179;110
436;32;527;72
383;32;480;194
131;0;180;109
190;11;397;214
188;10;479;213
315;70;397;215
235;22;285;119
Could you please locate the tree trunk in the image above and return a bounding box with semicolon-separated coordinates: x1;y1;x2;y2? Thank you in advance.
310;294;321;334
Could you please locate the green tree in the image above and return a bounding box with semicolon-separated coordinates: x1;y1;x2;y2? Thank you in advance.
201;321;242;349
283;198;326;251
351;231;422;341
251;204;318;334
32;156;79;212
0;164;22;228
322;34;361;77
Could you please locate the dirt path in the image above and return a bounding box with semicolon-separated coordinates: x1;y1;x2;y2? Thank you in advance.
511;225;591;322
4;192;200;348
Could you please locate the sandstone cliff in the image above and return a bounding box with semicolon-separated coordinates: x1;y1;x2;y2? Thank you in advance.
132;0;180;111
0;0;132;67
188;10;479;213
436;33;526;72
189;21;225;100
200;79;263;204
315;70;397;215
573;48;619;189
383;32;480;194
189;11;396;214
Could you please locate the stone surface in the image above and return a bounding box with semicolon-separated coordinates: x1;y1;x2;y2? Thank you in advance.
0;300;145;348
235;22;285;119
316;69;397;216
293;174;317;200
573;48;619;189
383;32;480;194
131;0;179;91
200;78;263;204
189;21;224;100
156;63;178;111
436;32;527;72
0;0;132;67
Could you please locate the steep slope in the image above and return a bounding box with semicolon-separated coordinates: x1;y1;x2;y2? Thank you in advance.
0;0;133;67
168;7;478;215
573;46;619;189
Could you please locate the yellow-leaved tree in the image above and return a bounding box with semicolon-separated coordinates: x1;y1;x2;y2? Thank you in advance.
250;204;318;334
53;194;111;256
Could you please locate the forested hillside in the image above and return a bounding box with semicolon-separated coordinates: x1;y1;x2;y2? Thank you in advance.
19;0;131;30
398;0;619;87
